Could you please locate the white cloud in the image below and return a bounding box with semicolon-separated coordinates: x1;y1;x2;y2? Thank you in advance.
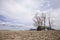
1;0;47;24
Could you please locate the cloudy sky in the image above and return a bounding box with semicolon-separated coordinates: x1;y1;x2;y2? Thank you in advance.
0;0;60;30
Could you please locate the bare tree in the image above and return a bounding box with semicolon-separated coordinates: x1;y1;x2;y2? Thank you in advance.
33;12;54;31
33;13;46;31
48;15;53;29
41;13;46;30
33;13;41;27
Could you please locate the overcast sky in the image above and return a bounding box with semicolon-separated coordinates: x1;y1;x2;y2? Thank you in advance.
0;0;60;29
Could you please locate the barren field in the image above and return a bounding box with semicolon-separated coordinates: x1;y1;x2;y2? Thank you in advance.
0;30;60;40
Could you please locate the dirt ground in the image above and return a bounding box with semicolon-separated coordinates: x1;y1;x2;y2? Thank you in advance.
0;30;60;40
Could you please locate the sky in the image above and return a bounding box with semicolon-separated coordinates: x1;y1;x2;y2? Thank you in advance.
0;0;60;30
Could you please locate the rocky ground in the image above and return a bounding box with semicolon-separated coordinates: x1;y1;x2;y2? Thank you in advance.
0;30;60;40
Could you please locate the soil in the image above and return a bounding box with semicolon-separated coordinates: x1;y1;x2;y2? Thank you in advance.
0;30;60;40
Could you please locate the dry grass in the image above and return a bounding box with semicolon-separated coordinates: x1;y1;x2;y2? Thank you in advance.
0;30;60;40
